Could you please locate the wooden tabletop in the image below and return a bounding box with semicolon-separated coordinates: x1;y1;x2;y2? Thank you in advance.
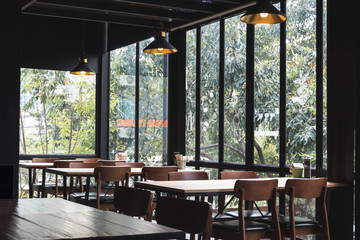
0;198;184;240
19;162;54;168
46;167;201;176
134;177;348;197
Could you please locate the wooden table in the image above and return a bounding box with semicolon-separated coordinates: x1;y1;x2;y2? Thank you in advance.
46;167;201;201
134;177;348;198
0;198;184;239
19;162;54;198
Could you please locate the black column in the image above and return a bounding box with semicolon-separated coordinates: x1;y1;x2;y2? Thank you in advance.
98;23;110;160
168;30;186;165
327;0;356;239
0;0;21;199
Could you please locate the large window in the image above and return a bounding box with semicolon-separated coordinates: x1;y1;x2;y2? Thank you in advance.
200;22;220;162
224;16;247;164
185;29;197;157
286;0;317;167
254;20;280;166
109;44;136;161
185;1;326;173
20;68;96;154
110;40;168;165
139;40;168;165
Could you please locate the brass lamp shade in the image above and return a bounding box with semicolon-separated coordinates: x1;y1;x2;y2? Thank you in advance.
70;58;96;75
143;31;178;55
241;1;287;25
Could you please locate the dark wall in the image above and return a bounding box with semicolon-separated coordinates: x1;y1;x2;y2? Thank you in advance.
108;24;153;52
21;15;101;72
0;0;21;198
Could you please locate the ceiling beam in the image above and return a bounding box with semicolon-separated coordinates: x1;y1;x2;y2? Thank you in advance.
171;0;255;31
110;0;218;14
23;5;166;28
22;0;37;11
36;0;200;22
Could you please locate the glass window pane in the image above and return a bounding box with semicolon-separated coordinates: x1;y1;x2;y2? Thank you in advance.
286;0;317;167
224;15;246;164
254;16;280;166
20;68;96;154
139;39;168;166
200;22;219;162
109;44;136;161
186;29;197;158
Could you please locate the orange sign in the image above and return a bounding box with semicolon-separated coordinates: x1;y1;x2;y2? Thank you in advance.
117;119;168;128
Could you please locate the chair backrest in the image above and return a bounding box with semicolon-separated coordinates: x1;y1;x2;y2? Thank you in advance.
234;179;278;201
93;166;131;209
168;171;209;181
98;160;121;166
32;158;59;163
285;178;327;199
220;171;258;179
234;179;280;239
94;166;131;183
113;186;154;221
284;178;329;239
156;197;213;240
118;162;145;168
54;160;84;168
141;166;178;181
75;158;101;163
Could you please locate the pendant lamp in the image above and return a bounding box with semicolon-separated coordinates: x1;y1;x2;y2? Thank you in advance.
240;0;287;25
70;22;96;75
143;31;178;55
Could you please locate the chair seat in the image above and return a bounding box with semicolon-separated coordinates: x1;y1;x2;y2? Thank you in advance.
33;183;57;189
255;216;320;228
225;209;273;219
213;219;271;232
84;195;114;203
70;192;98;198
212;212;237;222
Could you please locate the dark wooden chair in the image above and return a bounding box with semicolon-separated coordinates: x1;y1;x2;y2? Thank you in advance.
156;197;213;240
275;178;329;240
70;166;131;210
141;166;178;181
169;171;209;202
118;162;145;168
113;186;154;221
75;158;101;163
168;171;209;181
31;157;59;197
212;179;281;240
47;160;85;198
217;171;271;220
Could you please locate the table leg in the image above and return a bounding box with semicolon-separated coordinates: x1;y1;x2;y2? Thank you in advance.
85;177;90;205
28;168;33;198
63;175;67;200
41;168;46;198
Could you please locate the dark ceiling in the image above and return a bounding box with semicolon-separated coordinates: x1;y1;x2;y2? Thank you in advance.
21;0;256;32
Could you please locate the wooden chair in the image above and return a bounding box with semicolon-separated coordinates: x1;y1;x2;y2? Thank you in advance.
168;171;209;181
118;162;145;168
217;171;271;219
212;179;281;240
31;157;59;197
48;160;84;198
70;166;131;210
156;197;213;240
276;178;329;240
113;186;154;221
169;171;209;202
75;158;101;163
141;166;178;181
